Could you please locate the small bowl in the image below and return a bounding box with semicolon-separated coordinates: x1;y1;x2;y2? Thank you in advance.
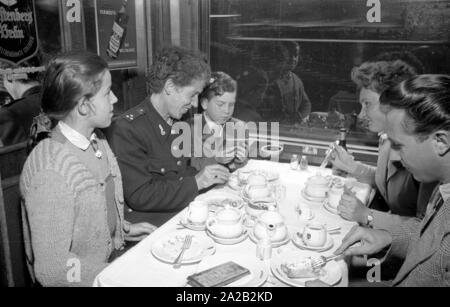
260;144;284;159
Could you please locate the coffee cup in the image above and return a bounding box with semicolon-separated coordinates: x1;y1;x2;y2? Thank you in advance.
328;184;344;208
185;201;209;225
302;223;327;247
297;206;313;221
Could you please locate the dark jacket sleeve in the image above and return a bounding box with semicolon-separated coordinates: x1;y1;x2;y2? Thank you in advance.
0;108;27;146
108;120;199;213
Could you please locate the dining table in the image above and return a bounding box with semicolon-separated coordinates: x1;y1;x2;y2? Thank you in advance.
93;159;373;287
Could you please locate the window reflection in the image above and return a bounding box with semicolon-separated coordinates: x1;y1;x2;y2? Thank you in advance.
209;0;450;147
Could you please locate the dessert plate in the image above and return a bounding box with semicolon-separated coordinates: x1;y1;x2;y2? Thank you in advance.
271;247;342;287
151;230;215;264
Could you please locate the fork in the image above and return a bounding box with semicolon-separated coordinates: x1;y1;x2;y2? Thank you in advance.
173;235;192;269
311;254;343;270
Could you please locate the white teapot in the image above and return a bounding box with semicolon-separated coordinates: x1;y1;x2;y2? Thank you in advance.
206;207;244;239
305;174;329;198
253;207;288;242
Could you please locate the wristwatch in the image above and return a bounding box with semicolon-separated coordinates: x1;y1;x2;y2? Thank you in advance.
365;210;374;228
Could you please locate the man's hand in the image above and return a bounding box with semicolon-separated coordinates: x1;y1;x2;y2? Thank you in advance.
329;145;358;174
195;164;230;190
334;226;392;257
338;185;370;224
214;144;235;165
235;142;248;163
124;222;157;242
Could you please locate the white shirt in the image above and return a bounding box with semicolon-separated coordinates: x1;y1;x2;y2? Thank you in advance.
204;112;223;137
58;121;97;151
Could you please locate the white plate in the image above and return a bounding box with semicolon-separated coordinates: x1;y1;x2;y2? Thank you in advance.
301;189;327;203
179;216;207;231
195;191;244;211
195;252;269;287
271;247;342;287
265;171;280;182
291;231;334;252
323;199;339;215
248;228;290;248
242;169;280;182
206;229;248;245
151;230;215;264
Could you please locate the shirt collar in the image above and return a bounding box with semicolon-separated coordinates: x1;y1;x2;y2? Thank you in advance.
204;112;223;136
58;121;97;151
438;182;450;203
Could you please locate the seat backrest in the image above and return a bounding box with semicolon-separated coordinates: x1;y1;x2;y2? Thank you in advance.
0;142;32;287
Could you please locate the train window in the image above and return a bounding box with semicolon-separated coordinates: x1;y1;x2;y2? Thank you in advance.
208;0;450;151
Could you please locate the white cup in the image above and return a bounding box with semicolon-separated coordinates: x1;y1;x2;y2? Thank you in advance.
328;186;344;208
297;206;313;221
302;223;327;247
185;201;209;225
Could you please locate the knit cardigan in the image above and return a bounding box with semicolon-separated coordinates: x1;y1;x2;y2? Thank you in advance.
20;130;127;287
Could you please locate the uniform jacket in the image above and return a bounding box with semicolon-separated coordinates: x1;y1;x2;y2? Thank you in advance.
106;98;199;226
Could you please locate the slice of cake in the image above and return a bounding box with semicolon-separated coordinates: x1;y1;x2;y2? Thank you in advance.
281;257;321;279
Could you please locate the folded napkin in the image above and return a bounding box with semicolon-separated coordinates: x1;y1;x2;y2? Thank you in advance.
187;261;250;287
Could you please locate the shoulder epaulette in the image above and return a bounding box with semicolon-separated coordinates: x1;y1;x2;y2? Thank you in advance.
123;107;146;122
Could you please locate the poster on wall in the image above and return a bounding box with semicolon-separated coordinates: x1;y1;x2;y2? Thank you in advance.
94;0;137;70
0;0;39;65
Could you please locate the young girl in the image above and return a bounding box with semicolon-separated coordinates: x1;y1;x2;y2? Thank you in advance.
21;52;156;286
190;71;248;171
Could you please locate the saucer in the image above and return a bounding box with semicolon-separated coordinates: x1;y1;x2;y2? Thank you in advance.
292;232;334;252
179;216;207;231
323;199;339;215
301;189;327;203
271;247;342;287
249;229;290;248
206;229;248;245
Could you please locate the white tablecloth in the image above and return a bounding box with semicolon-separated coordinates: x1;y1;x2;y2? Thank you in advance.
94;160;371;287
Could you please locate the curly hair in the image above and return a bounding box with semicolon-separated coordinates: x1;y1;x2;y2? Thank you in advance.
351;60;417;94
199;71;237;101
147;46;211;94
380;74;450;138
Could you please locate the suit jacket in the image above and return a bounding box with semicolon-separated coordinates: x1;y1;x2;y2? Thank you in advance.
0;86;41;147
188;113;248;171
353;135;422;217
388;186;450;287
106;98;199;226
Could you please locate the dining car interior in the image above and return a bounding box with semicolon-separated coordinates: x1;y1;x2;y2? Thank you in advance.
1;0;449;289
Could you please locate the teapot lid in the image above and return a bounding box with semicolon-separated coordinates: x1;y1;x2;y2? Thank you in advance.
216;208;240;221
308;175;328;185
259;210;284;225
